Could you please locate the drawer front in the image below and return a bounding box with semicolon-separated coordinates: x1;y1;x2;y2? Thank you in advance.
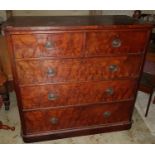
23;102;133;134
85;30;148;56
16;55;142;85
11;33;84;59
20;79;137;109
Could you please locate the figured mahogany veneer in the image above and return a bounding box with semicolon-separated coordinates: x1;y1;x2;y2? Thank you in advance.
23;101;133;134
11;33;84;59
85;30;148;56
16;56;142;85
3;15;152;142
12;31;147;59
20;79;137;109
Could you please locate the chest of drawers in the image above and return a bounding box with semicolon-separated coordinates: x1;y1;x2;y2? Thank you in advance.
3;15;152;142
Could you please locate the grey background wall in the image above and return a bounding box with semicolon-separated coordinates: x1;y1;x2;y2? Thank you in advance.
1;10;155;21
10;10;155;16
12;10;90;16
0;10;7;21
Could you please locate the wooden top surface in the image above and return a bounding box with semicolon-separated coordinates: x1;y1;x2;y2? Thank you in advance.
3;15;153;31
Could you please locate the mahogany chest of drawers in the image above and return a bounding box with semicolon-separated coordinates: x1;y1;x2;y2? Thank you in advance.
3;15;152;142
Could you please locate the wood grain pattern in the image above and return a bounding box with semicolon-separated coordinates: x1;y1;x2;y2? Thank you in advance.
0;36;12;80
3;15;152;142
20;79;137;109
86;31;148;56
11;33;84;59
23;101;133;134
16;55;142;85
3;16;153;32
22;122;132;142
11;30;148;59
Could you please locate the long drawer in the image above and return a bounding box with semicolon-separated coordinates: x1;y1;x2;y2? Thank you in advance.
20;79;137;109
23;101;133;134
16;55;142;85
85;30;148;56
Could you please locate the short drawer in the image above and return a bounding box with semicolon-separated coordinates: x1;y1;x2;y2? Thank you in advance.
85;30;148;56
16;55;142;85
11;33;84;59
23;101;133;134
20;79;137;109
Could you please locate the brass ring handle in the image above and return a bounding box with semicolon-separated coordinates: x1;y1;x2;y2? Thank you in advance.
103;111;111;118
47;68;56;77
105;87;114;95
48;93;58;101
108;64;118;72
50;117;59;125
112;38;121;48
45;41;53;48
